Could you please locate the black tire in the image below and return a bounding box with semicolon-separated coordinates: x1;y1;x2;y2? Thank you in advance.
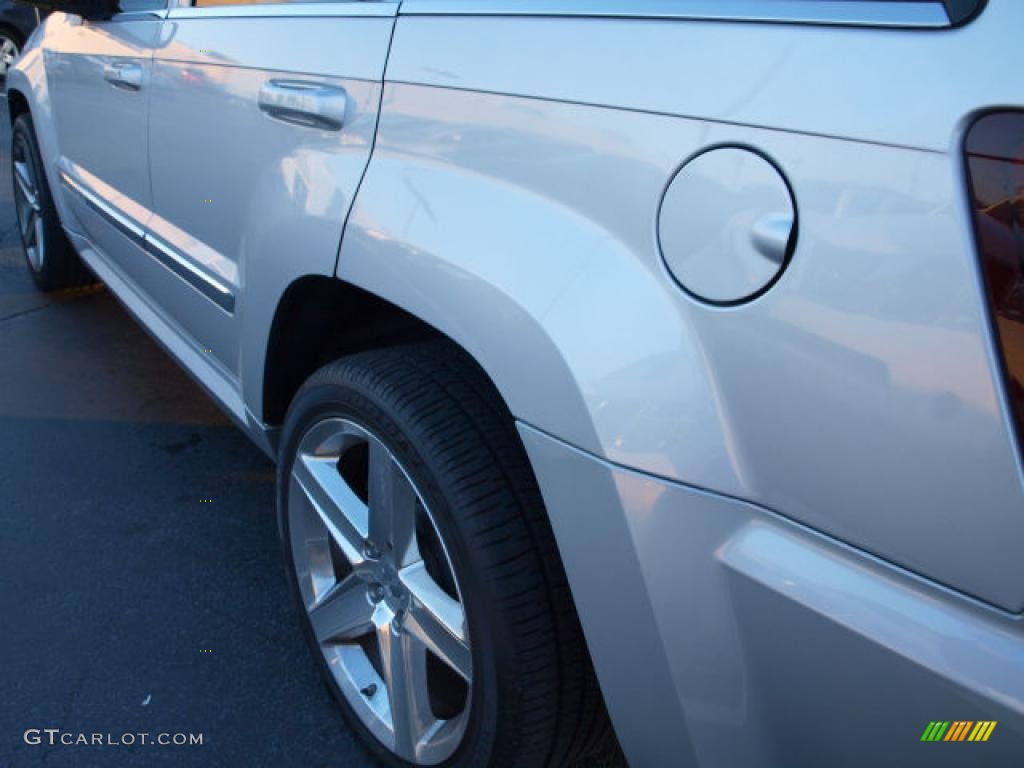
277;340;613;767
11;111;94;292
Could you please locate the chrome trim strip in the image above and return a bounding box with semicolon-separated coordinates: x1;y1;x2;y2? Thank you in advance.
59;171;146;243
398;0;951;28
59;170;236;314
66;228;249;427
168;1;398;19
143;235;236;313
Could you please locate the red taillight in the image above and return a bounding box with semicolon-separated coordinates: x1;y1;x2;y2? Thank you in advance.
965;112;1024;446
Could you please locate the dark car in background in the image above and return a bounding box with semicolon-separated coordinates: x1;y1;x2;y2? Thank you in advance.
0;2;39;77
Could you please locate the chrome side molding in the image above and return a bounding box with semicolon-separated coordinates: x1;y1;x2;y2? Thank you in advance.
59;170;236;314
398;0;952;28
168;1;398;19
143;236;235;313
59;170;145;242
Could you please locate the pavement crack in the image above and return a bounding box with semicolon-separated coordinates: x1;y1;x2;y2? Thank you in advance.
0;283;106;324
0;301;54;323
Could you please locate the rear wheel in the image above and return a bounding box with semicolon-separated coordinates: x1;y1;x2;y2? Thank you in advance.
277;340;612;767
11;112;94;291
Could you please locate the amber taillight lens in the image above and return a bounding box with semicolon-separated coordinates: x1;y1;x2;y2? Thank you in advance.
965;111;1024;445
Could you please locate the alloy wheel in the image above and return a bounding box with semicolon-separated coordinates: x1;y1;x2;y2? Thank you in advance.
12;132;45;273
288;417;472;765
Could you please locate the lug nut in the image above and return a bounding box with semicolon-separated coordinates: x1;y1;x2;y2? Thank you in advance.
363;541;380;560
369;583;385;602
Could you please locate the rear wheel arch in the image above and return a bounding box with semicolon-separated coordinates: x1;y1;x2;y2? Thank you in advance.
259;275;611;663
261;276;446;428
260;278;613;707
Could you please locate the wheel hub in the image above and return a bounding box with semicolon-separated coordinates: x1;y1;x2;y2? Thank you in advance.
358;554;411;616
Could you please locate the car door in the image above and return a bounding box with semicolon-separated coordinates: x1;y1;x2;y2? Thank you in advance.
144;0;395;402
44;0;165;278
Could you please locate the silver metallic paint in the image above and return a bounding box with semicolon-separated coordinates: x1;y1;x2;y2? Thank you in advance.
146;12;390;389
44;13;159;276
520;423;1024;768
58;162;247;318
383;12;1014;154
338;81;1024;612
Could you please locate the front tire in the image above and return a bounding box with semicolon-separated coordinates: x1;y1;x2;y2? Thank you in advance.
11;112;94;291
277;340;611;767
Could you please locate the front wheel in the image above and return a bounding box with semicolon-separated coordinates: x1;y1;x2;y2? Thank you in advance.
11;112;94;291
277;340;611;767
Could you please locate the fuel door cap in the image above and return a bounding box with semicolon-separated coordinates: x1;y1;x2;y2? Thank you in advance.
658;147;796;304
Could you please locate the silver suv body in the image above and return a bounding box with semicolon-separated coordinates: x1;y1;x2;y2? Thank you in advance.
8;0;1024;765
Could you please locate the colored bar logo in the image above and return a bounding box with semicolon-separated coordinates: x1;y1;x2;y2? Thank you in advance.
921;721;997;742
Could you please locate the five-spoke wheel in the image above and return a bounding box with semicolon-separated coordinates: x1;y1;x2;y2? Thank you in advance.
10;111;93;291
278;342;611;768
289;418;471;764
12;125;44;272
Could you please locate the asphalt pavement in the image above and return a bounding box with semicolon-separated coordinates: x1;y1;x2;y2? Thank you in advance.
0;113;385;767
0;110;625;768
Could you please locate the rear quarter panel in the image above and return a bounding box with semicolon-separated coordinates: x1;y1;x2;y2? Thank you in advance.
339;1;1024;611
337;5;1024;761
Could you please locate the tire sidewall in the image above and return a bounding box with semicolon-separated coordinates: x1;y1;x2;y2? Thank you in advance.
12;112;64;287
276;376;505;768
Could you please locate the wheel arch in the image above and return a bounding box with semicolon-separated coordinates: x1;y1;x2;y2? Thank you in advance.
262;275;446;427
0;21;24;48
259;273;594;452
6;43;75;233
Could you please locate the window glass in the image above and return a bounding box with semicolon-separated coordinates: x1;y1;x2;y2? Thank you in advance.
193;0;337;6
117;0;167;10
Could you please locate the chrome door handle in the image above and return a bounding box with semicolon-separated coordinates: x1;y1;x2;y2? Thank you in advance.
258;80;347;131
103;62;143;91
